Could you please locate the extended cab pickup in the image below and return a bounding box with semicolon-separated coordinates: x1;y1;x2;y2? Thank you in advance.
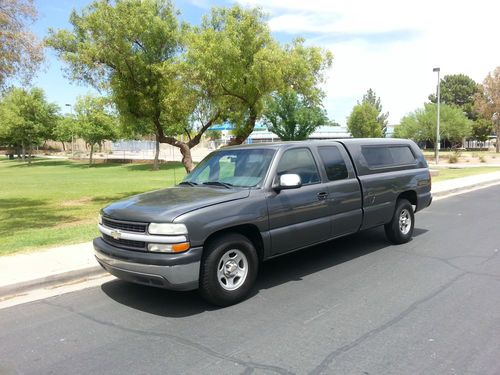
94;139;432;306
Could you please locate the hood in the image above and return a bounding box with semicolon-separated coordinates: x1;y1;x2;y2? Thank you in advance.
102;186;250;223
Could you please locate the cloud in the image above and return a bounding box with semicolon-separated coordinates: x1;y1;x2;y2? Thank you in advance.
239;0;500;125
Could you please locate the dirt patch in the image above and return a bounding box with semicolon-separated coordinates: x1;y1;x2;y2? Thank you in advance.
53;218;95;229
60;197;93;207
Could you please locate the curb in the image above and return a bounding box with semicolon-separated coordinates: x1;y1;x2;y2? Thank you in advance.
0;265;106;300
432;178;500;198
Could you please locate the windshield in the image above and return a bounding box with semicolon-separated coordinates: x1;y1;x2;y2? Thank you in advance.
182;148;275;188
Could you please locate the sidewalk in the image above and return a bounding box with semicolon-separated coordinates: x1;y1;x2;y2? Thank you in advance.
2;171;500;299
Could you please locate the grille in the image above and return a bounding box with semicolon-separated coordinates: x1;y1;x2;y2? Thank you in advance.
102;217;147;233
103;234;146;251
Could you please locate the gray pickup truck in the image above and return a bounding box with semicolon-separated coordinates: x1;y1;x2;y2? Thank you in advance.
94;139;432;306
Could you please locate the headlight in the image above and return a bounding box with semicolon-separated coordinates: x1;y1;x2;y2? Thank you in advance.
98;213;103;225
148;223;188;235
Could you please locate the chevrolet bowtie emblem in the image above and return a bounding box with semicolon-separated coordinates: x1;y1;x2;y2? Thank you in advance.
110;230;122;240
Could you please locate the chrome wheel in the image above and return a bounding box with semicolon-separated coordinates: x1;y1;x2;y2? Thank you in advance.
217;249;248;291
399;208;411;235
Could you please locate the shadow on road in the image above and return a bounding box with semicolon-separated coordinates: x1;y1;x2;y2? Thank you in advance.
101;226;428;317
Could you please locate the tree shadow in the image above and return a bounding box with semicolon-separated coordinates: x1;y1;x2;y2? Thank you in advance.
0;198;75;235
124;162;185;172
100;227;429;318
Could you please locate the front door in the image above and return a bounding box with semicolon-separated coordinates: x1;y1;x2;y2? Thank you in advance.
267;147;330;256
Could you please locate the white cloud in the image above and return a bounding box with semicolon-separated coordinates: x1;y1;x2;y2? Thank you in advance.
239;0;500;125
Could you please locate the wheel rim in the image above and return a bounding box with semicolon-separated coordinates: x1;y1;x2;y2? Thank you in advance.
399;208;412;235
217;249;248;291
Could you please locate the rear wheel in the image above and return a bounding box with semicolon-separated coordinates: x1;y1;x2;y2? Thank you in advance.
384;199;414;244
199;233;258;306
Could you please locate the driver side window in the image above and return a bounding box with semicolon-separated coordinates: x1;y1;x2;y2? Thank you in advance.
276;148;320;185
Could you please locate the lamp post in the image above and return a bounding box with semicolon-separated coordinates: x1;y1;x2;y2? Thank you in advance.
433;67;441;164
65;103;74;158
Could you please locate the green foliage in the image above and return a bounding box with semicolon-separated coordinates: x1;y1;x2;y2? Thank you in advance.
186;5;332;143
264;89;327;140
347;102;382;138
474;67;500;152
0;0;44;87
394;103;472;145
471;119;493;143
205;129;221;140
429;74;478;119
74;95;117;164
361;88;388;135
0;87;58;159
53;114;77;144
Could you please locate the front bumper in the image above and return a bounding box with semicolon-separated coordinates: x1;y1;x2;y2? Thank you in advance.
93;237;202;291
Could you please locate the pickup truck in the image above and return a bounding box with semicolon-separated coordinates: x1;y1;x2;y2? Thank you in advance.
94;139;432;306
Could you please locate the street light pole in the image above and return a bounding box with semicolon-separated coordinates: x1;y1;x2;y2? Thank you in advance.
433;67;441;164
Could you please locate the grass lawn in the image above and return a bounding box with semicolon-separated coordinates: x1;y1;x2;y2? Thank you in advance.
432;167;500;182
0;158;186;255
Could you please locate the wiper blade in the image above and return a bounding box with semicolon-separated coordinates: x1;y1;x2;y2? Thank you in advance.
202;181;234;189
179;181;198;186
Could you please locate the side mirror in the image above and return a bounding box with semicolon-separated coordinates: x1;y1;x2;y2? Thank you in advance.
274;173;302;191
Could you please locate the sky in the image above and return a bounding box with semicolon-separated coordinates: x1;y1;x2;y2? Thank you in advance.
31;0;500;126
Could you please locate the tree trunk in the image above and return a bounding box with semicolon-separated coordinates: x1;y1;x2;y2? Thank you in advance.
28;143;32;165
179;143;194;173
496;130;499;153
153;134;160;171
89;144;94;165
21;141;26;161
61;142;66;151
227;111;257;146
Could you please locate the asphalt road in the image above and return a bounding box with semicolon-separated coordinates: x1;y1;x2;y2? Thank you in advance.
1;186;500;375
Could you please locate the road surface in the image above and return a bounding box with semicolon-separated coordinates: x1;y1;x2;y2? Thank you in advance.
1;186;500;374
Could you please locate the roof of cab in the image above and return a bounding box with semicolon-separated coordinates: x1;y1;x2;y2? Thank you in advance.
221;138;412;150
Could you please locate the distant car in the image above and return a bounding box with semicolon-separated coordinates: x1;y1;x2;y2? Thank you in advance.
94;139;432;306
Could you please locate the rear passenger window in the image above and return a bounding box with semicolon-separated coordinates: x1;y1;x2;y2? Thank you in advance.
362;146;416;168
318;146;348;181
277;148;320;185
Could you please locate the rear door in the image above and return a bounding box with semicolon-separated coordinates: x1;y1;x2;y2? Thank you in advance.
267;147;331;255
316;144;363;237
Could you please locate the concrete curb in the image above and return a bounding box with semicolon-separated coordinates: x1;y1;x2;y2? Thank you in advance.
0;265;105;299
432;179;500;198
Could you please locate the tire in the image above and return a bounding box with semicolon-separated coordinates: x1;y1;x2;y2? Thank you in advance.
384;199;415;244
199;233;259;306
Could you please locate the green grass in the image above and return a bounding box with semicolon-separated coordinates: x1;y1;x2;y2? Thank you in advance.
0;158;186;255
432;167;500;182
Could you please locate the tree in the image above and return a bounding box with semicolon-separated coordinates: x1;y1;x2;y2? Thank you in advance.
429;74;478;120
0;0;44;87
53;114;76;151
361;89;388;135
394;103;471;146
0;87;58;163
74;95;117;165
471;119;493;145
474;67;500;153
46;0;219;172
186;6;332;145
347;102;382;138
264;89;327;140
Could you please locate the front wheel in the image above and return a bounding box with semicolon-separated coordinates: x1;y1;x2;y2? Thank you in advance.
199;233;258;306
384;199;414;244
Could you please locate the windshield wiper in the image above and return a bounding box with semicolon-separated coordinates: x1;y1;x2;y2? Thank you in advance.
179;181;198;187
202;181;234;189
